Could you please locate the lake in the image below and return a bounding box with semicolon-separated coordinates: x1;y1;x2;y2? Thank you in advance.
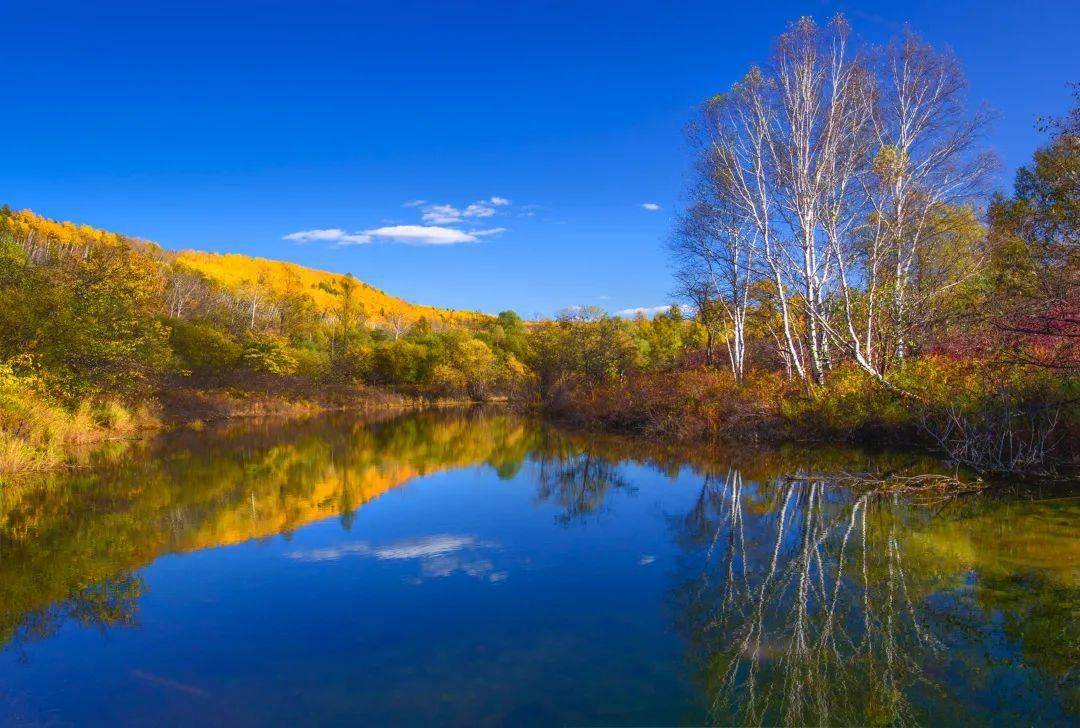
0;409;1076;726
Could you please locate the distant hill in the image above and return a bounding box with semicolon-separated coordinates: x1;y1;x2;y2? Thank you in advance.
173;249;488;327
0;207;488;328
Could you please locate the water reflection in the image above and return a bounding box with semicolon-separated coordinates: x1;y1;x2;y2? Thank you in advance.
0;409;1076;724
0;410;535;649
673;469;1080;725
533;451;634;523
284;533;508;584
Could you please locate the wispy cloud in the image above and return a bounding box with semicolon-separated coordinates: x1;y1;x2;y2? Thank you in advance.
463;202;496;218
641;202;661;211
283;228;348;243
346;225;482;246
287;195;516;248
283;225;498;246
420;198;506;224
421;204;464;225
471;227;507;237
615;304;672;318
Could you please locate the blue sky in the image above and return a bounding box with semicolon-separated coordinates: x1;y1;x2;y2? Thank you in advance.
3;1;1077;317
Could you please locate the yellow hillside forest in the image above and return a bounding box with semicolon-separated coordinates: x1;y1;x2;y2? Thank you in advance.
173;251;487;329
1;207;487;329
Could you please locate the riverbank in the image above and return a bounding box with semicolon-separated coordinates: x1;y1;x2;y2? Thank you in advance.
535;361;1079;478
5;358;1076;479
0;372;475;475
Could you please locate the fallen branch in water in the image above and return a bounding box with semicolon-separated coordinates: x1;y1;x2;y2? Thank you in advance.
781;471;985;497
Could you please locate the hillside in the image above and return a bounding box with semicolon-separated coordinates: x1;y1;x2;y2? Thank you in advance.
0;207;487;328
173;250;488;328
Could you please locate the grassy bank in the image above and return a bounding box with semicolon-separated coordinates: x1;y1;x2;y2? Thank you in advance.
0;364;159;473
0;364;490;475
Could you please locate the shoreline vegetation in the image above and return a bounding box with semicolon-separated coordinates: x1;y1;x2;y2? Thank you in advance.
1;16;1076;479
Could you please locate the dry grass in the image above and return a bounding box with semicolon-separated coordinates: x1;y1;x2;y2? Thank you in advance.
0;370;159;473
0;431;56;472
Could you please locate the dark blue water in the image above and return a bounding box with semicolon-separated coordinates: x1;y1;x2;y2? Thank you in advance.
0;411;1076;725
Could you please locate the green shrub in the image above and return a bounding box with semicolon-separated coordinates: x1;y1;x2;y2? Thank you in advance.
169;319;242;373
242;334;299;376
94;400;132;430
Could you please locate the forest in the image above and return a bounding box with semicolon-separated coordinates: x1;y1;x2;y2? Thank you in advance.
0;16;1075;477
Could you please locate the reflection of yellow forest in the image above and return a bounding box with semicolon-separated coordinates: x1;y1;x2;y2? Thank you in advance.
177;415;536;551
0;410;536;645
908;498;1080;585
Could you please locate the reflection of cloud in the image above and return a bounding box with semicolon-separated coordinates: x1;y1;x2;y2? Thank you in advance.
421;556;461;578
130;669;209;697
374;534;479;560
286;534;506;583
285;542;373;562
420;556;499;581
463;559;494;576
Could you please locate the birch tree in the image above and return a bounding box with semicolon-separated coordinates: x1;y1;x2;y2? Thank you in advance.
680;15;992;387
671;197;755;379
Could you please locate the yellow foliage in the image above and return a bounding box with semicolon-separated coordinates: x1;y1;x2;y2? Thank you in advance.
175;250;489;328
1;208;488;330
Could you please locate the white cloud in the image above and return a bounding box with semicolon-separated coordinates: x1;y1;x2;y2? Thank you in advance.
420;198;508;224
422;204;463;225
463;202;496;218
282;228;347;243
470;227;507;237
339;232;377;245
348;225;480;246
641;202;661;211
285;225;483;246
616;305;672;319
287;196;516;247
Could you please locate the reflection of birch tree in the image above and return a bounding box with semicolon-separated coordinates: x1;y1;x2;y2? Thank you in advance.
533;453;634;524
674;471;941;726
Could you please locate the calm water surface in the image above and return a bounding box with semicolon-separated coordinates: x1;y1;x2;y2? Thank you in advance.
0;410;1077;726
